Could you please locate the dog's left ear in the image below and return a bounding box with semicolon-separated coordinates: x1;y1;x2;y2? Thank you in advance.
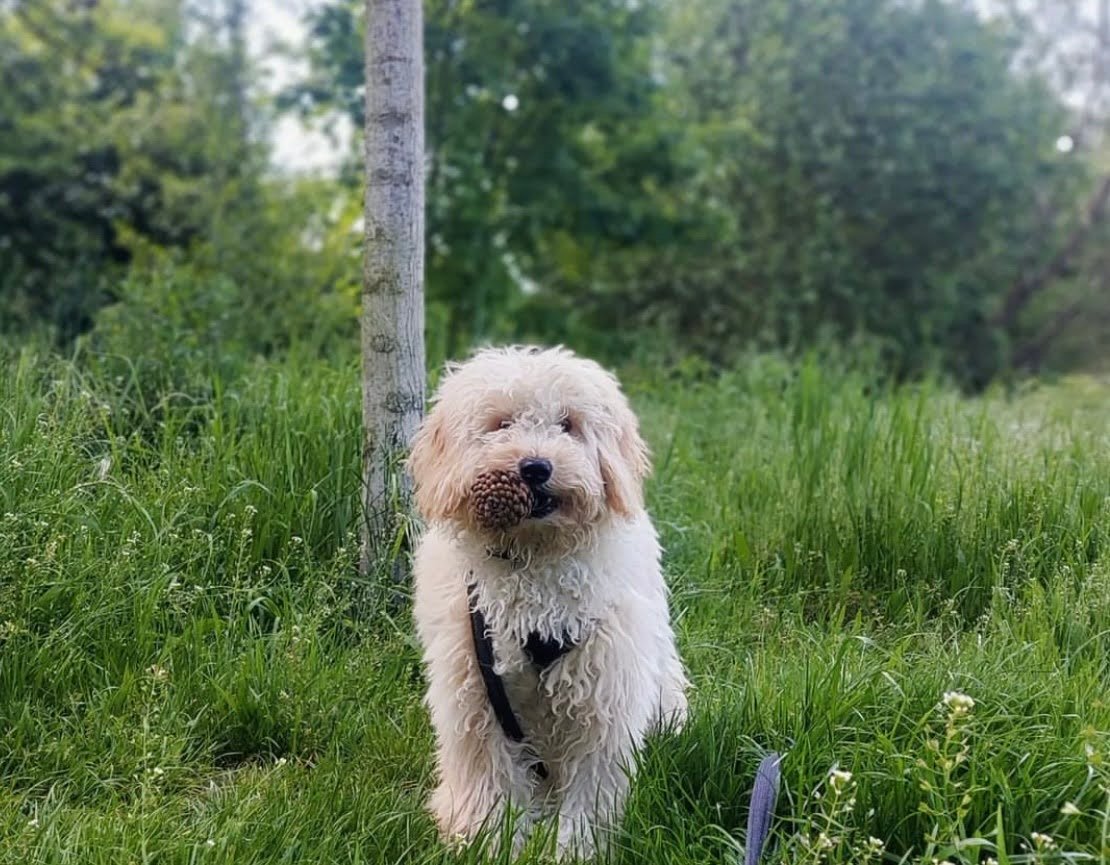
408;404;465;521
599;399;651;516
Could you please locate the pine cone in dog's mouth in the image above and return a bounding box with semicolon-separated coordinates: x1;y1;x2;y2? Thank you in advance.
468;470;534;530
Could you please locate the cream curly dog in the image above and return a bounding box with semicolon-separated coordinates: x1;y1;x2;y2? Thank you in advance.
409;345;688;859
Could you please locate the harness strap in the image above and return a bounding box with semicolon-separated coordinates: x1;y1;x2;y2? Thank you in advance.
467;582;578;779
522;629;575;669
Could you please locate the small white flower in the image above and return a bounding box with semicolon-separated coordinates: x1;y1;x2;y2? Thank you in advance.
867;836;884;852
28;817;39;829
942;691;975;714
1031;832;1056;849
1061;801;1081;816
828;768;853;792
205;839;216;848
291;536;303;546
501;93;519;112
152;766;164;776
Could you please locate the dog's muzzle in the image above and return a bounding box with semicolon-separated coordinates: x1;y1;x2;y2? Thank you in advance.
528;489;558;519
519;458;559;519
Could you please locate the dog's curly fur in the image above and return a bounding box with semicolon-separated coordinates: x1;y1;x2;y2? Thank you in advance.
409;345;689;859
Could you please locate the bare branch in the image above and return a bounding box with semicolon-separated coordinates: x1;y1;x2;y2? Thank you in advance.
993;175;1110;332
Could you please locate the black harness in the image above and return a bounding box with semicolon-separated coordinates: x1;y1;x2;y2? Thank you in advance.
467;581;577;779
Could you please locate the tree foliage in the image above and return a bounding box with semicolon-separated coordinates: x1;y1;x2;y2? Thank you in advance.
585;0;1088;385
291;0;1107;385
0;0;257;340
284;0;676;357
1;0;1106;384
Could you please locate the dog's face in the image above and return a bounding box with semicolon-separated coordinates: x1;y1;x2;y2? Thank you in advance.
409;346;650;545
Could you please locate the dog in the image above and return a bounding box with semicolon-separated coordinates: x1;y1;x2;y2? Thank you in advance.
408;345;689;859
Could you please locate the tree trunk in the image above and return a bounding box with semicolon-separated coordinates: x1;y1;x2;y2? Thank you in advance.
361;0;425;574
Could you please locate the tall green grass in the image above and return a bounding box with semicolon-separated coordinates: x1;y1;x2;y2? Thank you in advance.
1;348;1107;864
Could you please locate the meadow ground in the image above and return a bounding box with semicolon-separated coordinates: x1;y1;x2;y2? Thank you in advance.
1;349;1108;864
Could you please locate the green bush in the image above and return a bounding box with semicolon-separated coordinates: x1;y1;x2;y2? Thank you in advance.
0;0;259;342
87;179;361;390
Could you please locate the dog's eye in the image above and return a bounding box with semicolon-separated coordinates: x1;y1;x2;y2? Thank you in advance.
497;418;513;431
559;416;574;435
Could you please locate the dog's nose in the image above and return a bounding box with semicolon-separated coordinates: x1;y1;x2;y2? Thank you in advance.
519;457;552;487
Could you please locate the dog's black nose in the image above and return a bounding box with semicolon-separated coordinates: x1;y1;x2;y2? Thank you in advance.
519;458;552;487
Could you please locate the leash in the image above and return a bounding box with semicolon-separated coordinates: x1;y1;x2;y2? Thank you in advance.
745;752;782;865
467;581;576;780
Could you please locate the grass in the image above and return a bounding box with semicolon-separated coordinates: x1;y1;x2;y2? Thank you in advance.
1;347;1108;864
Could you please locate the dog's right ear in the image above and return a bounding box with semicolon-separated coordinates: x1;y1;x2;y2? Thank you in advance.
598;399;651;517
408;405;463;521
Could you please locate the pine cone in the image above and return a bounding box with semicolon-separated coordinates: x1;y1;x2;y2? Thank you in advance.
469;469;533;530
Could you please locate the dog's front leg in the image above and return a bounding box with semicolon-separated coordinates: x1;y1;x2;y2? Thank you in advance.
546;621;659;860
414;556;536;847
424;647;539;848
553;734;632;860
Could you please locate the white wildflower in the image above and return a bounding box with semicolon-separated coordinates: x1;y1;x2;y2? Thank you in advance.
1031;832;1056;850
942;691;975;715
828;768;853;792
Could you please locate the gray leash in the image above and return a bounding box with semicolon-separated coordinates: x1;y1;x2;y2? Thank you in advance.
744;752;782;865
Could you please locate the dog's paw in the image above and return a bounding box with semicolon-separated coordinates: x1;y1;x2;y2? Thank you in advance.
555;816;600;862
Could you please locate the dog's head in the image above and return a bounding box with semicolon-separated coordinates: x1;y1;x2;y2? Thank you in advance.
408;346;650;547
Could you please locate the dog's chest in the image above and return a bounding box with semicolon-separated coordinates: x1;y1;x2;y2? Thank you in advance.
476;558;600;650
471;558;602;708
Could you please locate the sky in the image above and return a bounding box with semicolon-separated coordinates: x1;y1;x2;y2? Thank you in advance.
248;0;349;174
